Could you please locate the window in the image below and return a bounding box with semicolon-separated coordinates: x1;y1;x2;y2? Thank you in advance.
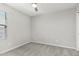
0;11;7;39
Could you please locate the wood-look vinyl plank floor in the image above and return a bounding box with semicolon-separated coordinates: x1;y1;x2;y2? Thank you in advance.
0;42;79;56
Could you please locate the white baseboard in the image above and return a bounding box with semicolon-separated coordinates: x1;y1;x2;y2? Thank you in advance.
0;42;30;54
32;41;76;50
75;48;79;51
0;41;77;54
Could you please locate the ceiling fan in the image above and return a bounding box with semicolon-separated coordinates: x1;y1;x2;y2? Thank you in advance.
32;3;38;12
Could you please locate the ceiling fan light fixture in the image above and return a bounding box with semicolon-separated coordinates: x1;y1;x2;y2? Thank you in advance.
32;3;38;12
32;3;37;8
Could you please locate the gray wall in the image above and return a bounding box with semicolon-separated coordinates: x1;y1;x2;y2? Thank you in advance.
76;5;79;50
0;4;31;53
32;8;76;49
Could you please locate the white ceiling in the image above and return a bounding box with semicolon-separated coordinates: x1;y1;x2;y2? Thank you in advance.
6;3;78;16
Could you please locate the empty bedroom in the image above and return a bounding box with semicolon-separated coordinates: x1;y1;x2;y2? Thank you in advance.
0;3;79;56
